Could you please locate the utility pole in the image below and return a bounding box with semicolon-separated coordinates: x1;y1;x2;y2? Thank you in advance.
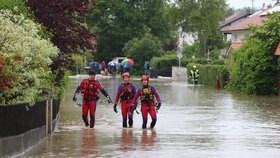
251;0;255;12
177;26;183;67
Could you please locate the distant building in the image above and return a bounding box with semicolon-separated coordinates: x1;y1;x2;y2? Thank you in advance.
221;2;280;55
220;9;252;41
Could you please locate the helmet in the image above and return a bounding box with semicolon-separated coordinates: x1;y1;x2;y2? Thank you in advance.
122;72;130;78
88;70;96;75
141;75;149;82
193;65;196;68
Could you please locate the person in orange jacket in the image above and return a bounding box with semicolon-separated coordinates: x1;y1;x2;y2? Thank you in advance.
114;72;137;128
130;75;161;129
73;70;112;128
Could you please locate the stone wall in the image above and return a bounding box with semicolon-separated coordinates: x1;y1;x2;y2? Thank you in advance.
172;66;188;81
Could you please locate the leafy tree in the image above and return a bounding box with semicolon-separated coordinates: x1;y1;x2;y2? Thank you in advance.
0;10;58;104
25;0;96;54
0;0;30;17
173;0;227;55
87;0;176;61
25;0;97;84
123;34;163;75
228;13;280;95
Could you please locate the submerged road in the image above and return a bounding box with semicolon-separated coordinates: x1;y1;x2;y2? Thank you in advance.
24;77;280;158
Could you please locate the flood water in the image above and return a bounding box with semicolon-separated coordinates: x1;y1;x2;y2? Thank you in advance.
24;76;280;158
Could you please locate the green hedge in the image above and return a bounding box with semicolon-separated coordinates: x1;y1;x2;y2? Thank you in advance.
150;52;217;77
187;64;230;89
150;54;180;77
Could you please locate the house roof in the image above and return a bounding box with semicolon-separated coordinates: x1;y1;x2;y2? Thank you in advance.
221;3;280;32
220;10;251;28
221;11;266;32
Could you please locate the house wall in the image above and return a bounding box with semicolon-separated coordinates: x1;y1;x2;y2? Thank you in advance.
231;30;253;42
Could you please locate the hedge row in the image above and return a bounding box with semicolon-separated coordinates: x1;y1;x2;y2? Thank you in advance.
187;64;230;89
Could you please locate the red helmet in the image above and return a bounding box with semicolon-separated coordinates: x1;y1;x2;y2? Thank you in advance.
141;75;149;82
122;72;130;78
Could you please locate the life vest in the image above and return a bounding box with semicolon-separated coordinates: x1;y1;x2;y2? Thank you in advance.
190;69;199;79
80;79;99;99
120;83;134;100
140;86;154;101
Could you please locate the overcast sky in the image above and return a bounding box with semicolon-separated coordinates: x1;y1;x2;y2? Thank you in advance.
226;0;275;9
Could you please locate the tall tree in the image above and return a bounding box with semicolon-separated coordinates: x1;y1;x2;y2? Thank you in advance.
0;0;30;17
25;0;97;53
174;0;227;55
87;0;175;61
25;0;97;84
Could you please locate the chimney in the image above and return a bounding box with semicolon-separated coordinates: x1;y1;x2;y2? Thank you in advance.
267;4;272;9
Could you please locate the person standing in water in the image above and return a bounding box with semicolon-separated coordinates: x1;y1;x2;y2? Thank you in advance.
130;75;161;129
114;72;137;128
73;70;112;128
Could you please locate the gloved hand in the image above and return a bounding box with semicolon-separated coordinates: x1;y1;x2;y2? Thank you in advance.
114;104;118;113
132;103;138;110
107;96;112;103
73;95;77;102
156;103;161;110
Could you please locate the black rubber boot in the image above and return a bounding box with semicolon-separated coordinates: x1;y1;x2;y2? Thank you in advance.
142;119;147;129
90;115;95;128
123;119;127;128
128;118;133;128
82;116;89;127
150;119;157;129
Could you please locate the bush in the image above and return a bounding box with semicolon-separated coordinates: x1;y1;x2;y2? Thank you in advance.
123;34;163;75
150;51;181;77
227;13;280;95
0;10;58;105
227;38;278;95
187;63;229;89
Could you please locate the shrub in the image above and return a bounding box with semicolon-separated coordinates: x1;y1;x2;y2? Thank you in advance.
123;34;163;75
0;10;58;105
227;13;280;95
227;38;278;95
187;63;229;89
150;51;181;77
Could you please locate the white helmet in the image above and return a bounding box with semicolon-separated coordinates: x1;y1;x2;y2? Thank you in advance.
193;65;196;68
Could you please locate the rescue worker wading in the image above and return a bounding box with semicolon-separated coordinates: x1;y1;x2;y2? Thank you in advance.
114;72;137;128
73;70;112;128
189;65;199;85
130;75;161;129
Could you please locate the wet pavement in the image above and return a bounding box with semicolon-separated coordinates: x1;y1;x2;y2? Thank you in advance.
24;77;280;158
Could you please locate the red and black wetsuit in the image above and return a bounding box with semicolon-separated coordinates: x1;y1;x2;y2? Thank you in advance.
131;85;161;129
115;82;137;127
78;79;110;128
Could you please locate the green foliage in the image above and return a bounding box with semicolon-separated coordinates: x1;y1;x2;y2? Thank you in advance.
173;0;227;55
150;51;180;77
87;0;176;61
182;42;224;67
187;64;229;89
0;0;30;17
182;42;200;59
228;39;278;95
228;12;280;95
0;10;58;105
123;34;163;75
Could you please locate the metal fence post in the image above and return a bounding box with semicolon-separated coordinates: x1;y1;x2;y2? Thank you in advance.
48;99;53;133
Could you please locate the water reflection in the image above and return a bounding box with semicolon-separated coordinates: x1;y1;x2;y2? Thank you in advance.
119;129;135;152
141;129;156;150
80;129;98;156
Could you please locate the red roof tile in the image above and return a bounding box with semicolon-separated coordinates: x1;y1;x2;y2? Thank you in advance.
221;12;266;32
